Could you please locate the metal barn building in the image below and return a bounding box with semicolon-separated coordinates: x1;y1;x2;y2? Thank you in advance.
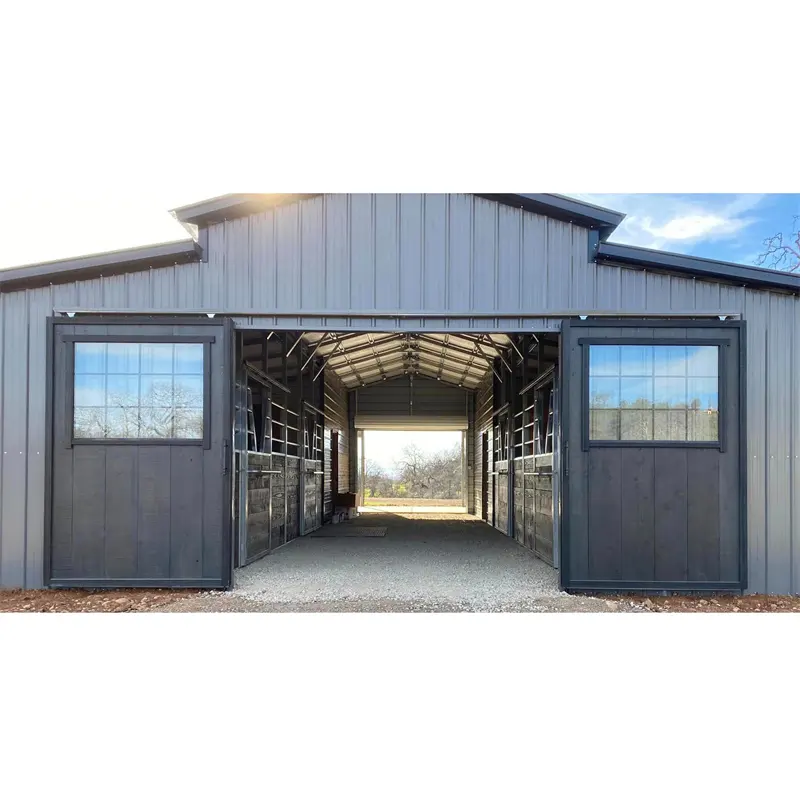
0;193;798;595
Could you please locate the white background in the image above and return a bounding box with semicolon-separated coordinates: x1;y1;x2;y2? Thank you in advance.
2;1;799;798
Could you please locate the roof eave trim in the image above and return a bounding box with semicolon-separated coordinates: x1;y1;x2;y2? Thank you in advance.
173;192;627;237
0;239;202;293
475;193;625;239
172;194;321;226
597;242;800;293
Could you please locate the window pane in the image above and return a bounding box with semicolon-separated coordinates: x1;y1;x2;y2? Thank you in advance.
590;377;619;408
106;408;140;438
74;407;107;438
139;407;174;438
589;346;620;376
654;377;686;409
175;344;204;374
687;377;718;410
106;375;139;407
688;409;719;442
75;374;105;406
654;409;687;441
589;344;719;443
141;344;174;374
174;409;204;439
106;343;140;374
141;375;174;406
73;341;204;440
619;346;653;377
620;377;653;408
174;375;204;407
686;346;718;378
590;409;620;440
620;409;653;440
75;343;106;373
654;346;687;377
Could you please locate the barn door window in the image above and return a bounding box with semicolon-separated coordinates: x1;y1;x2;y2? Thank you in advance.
587;343;720;445
69;338;210;445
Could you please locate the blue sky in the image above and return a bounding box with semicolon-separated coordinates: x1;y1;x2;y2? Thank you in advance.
570;194;800;268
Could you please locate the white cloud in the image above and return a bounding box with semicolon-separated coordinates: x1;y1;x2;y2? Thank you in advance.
641;212;748;242
573;194;766;252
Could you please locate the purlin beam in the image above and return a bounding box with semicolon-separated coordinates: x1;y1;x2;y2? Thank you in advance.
323;334;405;364
437;334;449;381
415;334;497;366
457;336;484;388
471;334;512;373
313;340;343;381
301;331;331;372
412;344;489;375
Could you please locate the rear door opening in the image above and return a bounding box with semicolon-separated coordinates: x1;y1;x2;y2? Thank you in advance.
358;429;467;513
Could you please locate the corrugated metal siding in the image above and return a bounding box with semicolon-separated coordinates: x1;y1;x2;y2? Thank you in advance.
354;376;468;425
0;192;799;593
199;194;571;332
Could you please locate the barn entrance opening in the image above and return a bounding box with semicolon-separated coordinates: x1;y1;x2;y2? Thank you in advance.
359;429;467;513
232;328;561;571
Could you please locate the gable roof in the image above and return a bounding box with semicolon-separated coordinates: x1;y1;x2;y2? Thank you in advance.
171;192;626;240
597;241;800;294
2;193;798;296
0;239;201;294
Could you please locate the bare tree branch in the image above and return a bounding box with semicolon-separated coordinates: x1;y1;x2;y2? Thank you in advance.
756;215;800;272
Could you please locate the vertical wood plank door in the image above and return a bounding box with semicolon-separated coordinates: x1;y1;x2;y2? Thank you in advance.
560;320;745;593
47;318;233;588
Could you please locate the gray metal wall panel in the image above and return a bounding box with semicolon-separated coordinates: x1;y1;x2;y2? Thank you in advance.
151;266;176;309
25;289;50;586
1;192;799;593
792;306;800;592
301;196;326;312
226;217;251;310
766;294;792;593
399;194;424;325
745;290;768;593
1;292;29;586
448;194;472;313
355;376;467;420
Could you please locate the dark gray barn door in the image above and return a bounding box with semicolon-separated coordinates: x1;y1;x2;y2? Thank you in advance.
560;320;745;592
47;318;233;588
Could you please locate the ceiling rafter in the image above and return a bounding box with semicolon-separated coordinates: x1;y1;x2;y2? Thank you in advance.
457;336;484;388
324;334;405;365
282;330;515;389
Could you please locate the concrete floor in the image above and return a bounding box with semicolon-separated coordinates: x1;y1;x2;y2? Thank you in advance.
163;513;628;612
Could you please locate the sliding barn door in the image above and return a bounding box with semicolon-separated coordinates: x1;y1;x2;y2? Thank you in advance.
47;317;233;588
560;320;746;593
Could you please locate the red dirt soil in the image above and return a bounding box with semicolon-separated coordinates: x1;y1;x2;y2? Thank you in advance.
618;594;800;612
3;588;800;613
0;588;199;613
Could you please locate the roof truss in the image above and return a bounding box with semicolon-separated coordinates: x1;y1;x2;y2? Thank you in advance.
297;331;513;389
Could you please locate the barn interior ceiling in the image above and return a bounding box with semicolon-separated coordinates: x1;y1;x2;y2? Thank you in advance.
301;332;513;389
240;330;560;390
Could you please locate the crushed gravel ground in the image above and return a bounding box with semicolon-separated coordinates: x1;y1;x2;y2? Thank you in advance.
160;513;639;613
6;515;800;613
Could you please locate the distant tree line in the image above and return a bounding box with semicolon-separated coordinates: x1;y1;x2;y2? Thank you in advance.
364;442;462;500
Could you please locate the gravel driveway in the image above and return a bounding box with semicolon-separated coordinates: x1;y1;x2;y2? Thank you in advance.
162;513;635;612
